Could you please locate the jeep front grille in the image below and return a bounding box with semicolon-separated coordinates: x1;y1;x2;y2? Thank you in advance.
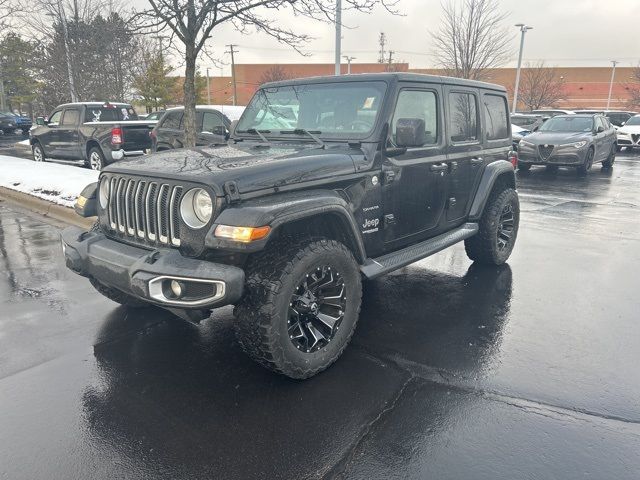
106;177;183;246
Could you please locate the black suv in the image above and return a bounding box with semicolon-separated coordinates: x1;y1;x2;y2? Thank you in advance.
151;106;231;151
62;73;520;379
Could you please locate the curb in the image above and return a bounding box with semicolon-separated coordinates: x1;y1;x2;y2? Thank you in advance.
0;186;95;229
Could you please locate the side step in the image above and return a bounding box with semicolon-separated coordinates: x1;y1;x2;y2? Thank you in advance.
360;223;479;279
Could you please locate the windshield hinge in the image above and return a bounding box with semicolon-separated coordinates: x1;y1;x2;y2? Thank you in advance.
223;181;241;203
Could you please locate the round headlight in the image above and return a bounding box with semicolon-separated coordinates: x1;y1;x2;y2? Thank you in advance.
99;178;110;208
180;188;212;229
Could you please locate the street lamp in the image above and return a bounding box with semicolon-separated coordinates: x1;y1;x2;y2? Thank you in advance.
335;0;342;76
512;23;533;112
606;60;618;110
343;56;356;74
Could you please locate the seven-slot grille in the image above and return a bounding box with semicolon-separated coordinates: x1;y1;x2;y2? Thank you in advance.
538;144;554;160
105;176;183;246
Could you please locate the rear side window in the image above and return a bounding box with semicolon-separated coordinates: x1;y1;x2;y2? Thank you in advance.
61;109;79;126
449;92;478;142
483;94;509;140
391;90;438;146
162;111;183;129
84;106;138;122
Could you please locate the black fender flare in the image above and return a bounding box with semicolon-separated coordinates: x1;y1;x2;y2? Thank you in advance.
204;189;366;262
468;160;516;221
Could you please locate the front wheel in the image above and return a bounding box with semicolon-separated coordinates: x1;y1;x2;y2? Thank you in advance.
32;142;45;162
602;144;616;168
578;148;594;174
465;188;520;265
234;238;362;379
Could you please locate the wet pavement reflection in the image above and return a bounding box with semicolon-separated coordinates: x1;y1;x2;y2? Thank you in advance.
1;154;640;479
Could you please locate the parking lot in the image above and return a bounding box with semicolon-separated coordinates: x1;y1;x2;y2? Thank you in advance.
1;150;640;479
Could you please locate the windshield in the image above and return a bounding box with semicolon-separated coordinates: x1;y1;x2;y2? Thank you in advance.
539;116;593;133
625;116;640;126
236;81;387;139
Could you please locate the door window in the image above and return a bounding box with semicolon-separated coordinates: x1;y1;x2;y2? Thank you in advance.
48;110;62;125
202;112;225;133
483;94;509;140
161;111;183;129
449;92;478;142
61;109;79;126
391;90;438;146
594;117;604;131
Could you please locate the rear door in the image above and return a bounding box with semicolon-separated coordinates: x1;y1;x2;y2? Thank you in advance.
443;87;484;222
198;111;227;145
382;83;448;248
58;108;81;158
157;110;183;149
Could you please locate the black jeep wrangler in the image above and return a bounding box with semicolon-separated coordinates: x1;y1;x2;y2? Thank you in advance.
62;73;519;379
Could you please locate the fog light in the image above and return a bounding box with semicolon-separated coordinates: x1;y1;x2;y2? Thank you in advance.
170;280;184;298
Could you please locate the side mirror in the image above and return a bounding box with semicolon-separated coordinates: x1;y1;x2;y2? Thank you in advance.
620;122;625;126
36;116;45;126
597;126;605;133
212;125;228;137
395;118;426;148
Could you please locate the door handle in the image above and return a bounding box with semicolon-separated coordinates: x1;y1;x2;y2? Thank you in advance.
470;157;484;166
430;163;448;172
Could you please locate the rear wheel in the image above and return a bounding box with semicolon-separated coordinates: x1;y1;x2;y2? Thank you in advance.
32;142;45;162
87;147;106;170
602;144;616;168
577;147;594;174
234;238;362;379
465;188;520;266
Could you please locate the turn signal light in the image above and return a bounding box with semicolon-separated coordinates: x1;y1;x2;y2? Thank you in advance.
214;225;271;243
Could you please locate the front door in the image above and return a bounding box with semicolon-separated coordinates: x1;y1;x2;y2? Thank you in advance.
40;109;63;156
197;111;227;146
382;84;448;248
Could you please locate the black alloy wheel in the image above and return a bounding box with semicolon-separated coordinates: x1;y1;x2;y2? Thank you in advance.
497;203;516;251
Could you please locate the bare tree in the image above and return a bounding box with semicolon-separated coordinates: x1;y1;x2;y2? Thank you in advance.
259;65;291;84
628;64;640;108
516;61;566;110
135;0;399;148
431;0;512;81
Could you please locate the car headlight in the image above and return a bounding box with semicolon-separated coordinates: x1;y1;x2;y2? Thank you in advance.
519;139;534;147
99;177;110;208
180;188;212;228
572;141;587;148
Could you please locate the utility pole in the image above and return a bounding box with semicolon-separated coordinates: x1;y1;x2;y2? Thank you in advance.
343;56;356;74
58;0;77;102
607;60;618;110
334;0;342;76
386;51;394;71
226;44;238;106
0;61;5;111
378;33;386;64
512;23;533;112
206;67;211;104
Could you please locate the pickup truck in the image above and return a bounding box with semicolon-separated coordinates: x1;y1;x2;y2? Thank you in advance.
30;102;154;170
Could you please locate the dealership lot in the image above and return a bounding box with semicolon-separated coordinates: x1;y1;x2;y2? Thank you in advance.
1;152;640;479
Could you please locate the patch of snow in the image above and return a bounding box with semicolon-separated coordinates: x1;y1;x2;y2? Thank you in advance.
0;155;98;208
18;139;30;146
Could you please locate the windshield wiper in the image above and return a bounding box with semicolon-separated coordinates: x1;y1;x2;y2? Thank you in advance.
280;128;325;148
237;128;271;144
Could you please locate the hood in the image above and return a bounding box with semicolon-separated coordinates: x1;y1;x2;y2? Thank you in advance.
525;131;590;145
618;125;640;134
105;142;361;195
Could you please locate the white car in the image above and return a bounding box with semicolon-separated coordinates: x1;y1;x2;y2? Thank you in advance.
616;115;640;150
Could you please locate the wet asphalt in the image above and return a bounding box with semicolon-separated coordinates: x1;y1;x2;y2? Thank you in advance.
1;151;640;479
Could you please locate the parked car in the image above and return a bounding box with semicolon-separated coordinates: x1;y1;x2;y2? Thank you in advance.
573;110;635;128
517;114;616;173
531;109;575;117
151;106;233;151
615;114;640;150
2;111;32;134
511;124;531;150
144;110;165;122
30;102;155;170
61;73;519;379
0;113;17;133
511;113;544;130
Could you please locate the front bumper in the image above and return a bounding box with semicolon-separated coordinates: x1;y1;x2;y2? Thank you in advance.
616;134;640;147
518;146;588;166
110;149;146;161
61;226;245;309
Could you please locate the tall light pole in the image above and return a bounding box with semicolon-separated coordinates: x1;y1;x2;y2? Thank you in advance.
343;56;356;74
334;0;342;76
206;67;211;104
606;60;618;110
512;23;533;112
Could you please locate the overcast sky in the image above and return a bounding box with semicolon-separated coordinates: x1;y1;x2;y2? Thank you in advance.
139;0;640;75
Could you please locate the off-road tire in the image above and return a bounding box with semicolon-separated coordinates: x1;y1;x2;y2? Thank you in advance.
578;147;594;174
32;142;45;162
87;146;106;171
87;222;149;307
465;188;519;266
234;238;362;379
602;144;616;168
517;163;531;172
